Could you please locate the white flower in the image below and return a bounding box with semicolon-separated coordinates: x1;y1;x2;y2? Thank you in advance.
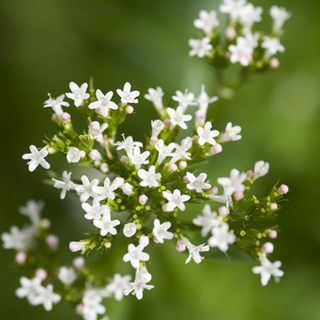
137;165;161;188
66;147;85;163
151;120;165;138
2;226;37;251
93;177;124;201
69;241;85;253
88;89;118;116
239;4;262;29
123;243;150;269
193;204;221;237
43;94;69;116
144;87;164;113
167;106;192;129
93;208;120;236
58;267;77;285
75;175;99;202
218;169;247;197
155;140;175;164
220;0;247;22
243;32;259;49
152;219;174;243
88;121;108;144
19;200;44;225
116;82;140;105
124;266;154;300
229;37;253;66
22;145;50;172
252;256;284;286
170;137;192;164
162;189;191;212
262;37;285;57
270;6;291;33
123;222;137;238
208;223;235;252
254;161;270;179
31;284;61;311
53;171;74;200
197;121;219;146
114;135;143;153
220;122;242;142
82;289;106;320
182;237;210;264
106;274;131;301
81;199;105;221
127;146;150;169
189;37;212;58
186;172;211;193
172;90;195;111
196;86;218;125
194;10;219;35
66;82;90;107
16;276;42;304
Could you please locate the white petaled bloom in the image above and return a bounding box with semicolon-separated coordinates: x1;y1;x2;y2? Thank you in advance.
220;0;247;22
182;237;210;264
155;140;175;164
116;82;140;105
197;121;219;146
2;226;37;251
114;135;143;153
53;171;74;200
252;256;284;286
243;32;259;49
66;82;90;107
152;219;174;244
22;145;50;172
151;120;165;138
218;169;247;197
262;37;285;57
123;222;137;238
127;146;150;169
254;161;270;180
239;4;262;30
194;10;219;35
186;172;211;193
167;107;192;130
82;289;106;320
189;37;212;58
270;6;291;33
220;122;242;142
123;243;150;269
208;223;235;252
229;37;253;66
66;147;84;163
137;165;161;188
19;200;44;225
106;274;131;301
170;137;193;164
172;90;195;111
88;121;108;144
93;177;124;201
144;87;164;114
93;208;120;237
124;266;154;300
16;276;43;304
58;267;77;286
32;284;61;311
43;94;69;116
88;89;118;117
81;199;105;221
75;175;99;202
196;86;218;126
193;204;221;237
162;189;191;212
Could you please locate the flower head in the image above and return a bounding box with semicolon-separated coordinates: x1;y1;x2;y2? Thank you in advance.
22;145;50;172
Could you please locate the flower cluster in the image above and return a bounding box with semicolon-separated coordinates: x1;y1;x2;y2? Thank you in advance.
189;0;291;96
2;78;289;319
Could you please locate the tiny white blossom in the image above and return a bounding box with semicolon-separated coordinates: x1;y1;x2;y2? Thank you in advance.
144;87;164;113
155;140;175;164
167;106;192;130
162;189;190;212
93;207;120;236
116;82;140;105
239;4;262;29
127;146;150;169
137;165;161;188
53;171;74;200
197;121;219;146
151;119;165;138
123;243;150;269
194;10;219;35
170;137;193;164
270;6;291;33
220;0;247;22
252;256;284;286
208;223;235;252
196;85;218;122
220;122;242;142
152;219;174;243
2;226;37;251
58;266;77;285
114;135;143;153
262;37;285;57
81;199;105;221
19;200;44;225
182;237;210;264
66;81;90;107
254;161;270;179
43;94;69;116
172;90;195;111
82;289;106;320
218;169;247;197
75;175;99;202
88;89;118;116
66;147;85;163
229;37;253;66
193;204;221;237
22;145;50;172
189;37;212;58
93;177;124;201
106;274;131;301
88;121;108;144
16;276;42;304
186;172;211;193
31;284;61;311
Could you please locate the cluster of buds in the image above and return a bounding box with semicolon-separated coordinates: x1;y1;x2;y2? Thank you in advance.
189;0;291;96
2;78;289;319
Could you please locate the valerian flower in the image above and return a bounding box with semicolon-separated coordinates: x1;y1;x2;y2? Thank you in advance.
43;94;69;116
66;82;90;107
22;145;50;172
152;219;174;244
116;82;140;105
162;189;191;212
53;171;74;200
88;89;118;116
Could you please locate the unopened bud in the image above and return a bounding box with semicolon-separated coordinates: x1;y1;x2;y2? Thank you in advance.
138;194;148;205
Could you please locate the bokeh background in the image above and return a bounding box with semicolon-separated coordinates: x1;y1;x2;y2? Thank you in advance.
1;0;320;319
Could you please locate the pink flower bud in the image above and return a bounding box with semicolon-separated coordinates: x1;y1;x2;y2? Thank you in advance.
139;194;148;205
225;27;236;40
269;202;278;211
89;121;100;133
125;105;134;114
100;163;109;173
168;163;177;172
268;230;278;239
15;251;26;265
183;175;189;184
209;186;219;195
60;112;71;122
73;257;85;269
163;119;171;126
262;242;274;254
278;184;289;195
35;268;47;281
270;58;280;69
69;241;84;253
218;205;229;217
89;149;101;161
176;239;186;252
122;182;133;195
210;143;222;155
233;191;244;201
150;136;158;145
75;304;84;315
179;161;187;170
46;234;59;249
40;218;51;229
120;155;129;164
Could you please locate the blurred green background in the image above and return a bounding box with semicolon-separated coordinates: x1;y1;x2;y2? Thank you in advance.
1;0;320;319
